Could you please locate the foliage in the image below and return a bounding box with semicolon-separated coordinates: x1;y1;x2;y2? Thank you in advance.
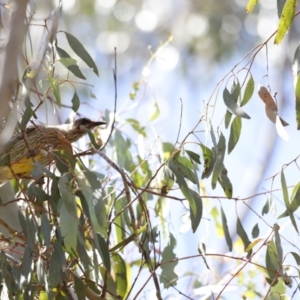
0;0;300;299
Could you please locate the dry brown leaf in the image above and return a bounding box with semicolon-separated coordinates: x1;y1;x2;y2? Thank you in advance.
257;84;278;112
258;84;289;127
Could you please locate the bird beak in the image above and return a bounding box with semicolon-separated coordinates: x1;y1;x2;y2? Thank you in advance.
89;121;106;128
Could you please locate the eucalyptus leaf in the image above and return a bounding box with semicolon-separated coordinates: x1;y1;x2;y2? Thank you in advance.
223;88;251;119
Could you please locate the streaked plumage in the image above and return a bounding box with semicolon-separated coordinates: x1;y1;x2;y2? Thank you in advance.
0;118;106;184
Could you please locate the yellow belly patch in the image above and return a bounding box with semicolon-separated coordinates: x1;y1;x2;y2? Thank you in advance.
1;155;44;179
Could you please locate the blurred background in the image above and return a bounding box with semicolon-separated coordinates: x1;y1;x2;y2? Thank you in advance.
5;0;300;298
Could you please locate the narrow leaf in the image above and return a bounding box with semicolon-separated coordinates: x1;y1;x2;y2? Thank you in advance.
58;57;77;68
71;91;80;112
65;32;99;76
74;275;86;299
185;150;201;164
246;0;259;13
200;144;215;179
60;203;78;252
224;110;232;129
274;0;296;45
237;217;252;255
281;169;289;207
189;189;203;232
113;254;128;298
48;76;61;107
245;238;262;252
56;46;86;79
295;75;300;129
221;206;232;251
273;224;283;263
277;0;287;18
217;166;233;199
228;116;242;154
160;234;178;288
252;223;260;238
291;252;300;265
241;75;254;106
262;198;270;215
149;100;160;121
169;158;198;184
223;88;251;119
211;133;226;189
265;241;279;285
198;242;210;269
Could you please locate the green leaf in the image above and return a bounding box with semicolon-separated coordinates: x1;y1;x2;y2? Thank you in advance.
277;0;287;17
198;242;210;269
241;75;254;106
60;203;78;252
200;144;215;179
28;185;49;203
278;181;300;233
160;233;178;288
291;252;300;265
274;0;296;45
74;275;86;300
211;133;226;189
252;223;260;238
82;169;102;190
185;150;201;164
56;46;86;79
273;224;283;264
217;165;233;199
20;96;35;129
115;131;134;172
113;253;128;298
130;82;140;100
96;234;111;272
231;80;241;103
110;224;147;253
168;158;198;184
295;75;300;129
246;0;259;13
126;118;146;137
223;88;251;119
65;32;99;76
149;100;160;121
265;240;280;284
237;217;252;256
221;206;232;251
71;91;80;112
168;160;198;218
58;57;77;68
189;189;203;232
224;110;232;129
77;179;107;237
58;175;77;219
262;198;270;215
228;116;242;154
281;169;289;207
41;213;51;246
49;244;63;288
86;130;102;150
48;76;61;107
21;246;33;283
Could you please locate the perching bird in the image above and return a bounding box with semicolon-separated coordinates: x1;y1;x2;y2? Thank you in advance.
0;118;106;184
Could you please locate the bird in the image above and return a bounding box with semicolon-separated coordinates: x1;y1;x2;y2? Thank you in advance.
0;118;106;184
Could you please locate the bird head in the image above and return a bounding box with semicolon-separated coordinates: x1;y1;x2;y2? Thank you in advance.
73;118;106;131
65;118;106;143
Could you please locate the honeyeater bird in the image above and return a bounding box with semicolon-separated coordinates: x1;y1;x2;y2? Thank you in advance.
0;118;106;185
